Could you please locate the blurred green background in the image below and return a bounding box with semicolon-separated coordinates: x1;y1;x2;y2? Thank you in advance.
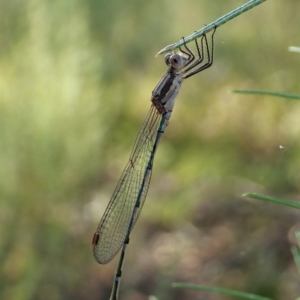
1;0;300;299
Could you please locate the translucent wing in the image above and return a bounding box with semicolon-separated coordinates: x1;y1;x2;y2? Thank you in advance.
93;106;161;264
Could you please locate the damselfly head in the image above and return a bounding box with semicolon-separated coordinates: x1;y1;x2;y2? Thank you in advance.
165;53;187;71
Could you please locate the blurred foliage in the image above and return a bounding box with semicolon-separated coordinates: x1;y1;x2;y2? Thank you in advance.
0;0;300;300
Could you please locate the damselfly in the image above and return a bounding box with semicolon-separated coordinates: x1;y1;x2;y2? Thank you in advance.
93;27;216;300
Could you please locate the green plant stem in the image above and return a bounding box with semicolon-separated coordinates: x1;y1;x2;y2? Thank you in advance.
172;283;274;300
156;0;267;55
232;90;300;100
243;193;300;209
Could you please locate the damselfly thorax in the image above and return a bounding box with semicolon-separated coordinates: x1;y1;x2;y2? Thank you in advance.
151;27;216;115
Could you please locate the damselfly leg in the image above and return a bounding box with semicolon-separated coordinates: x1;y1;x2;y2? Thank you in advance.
178;26;216;79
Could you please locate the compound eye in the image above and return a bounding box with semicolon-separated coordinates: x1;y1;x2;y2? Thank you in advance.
164;54;172;66
169;54;183;69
